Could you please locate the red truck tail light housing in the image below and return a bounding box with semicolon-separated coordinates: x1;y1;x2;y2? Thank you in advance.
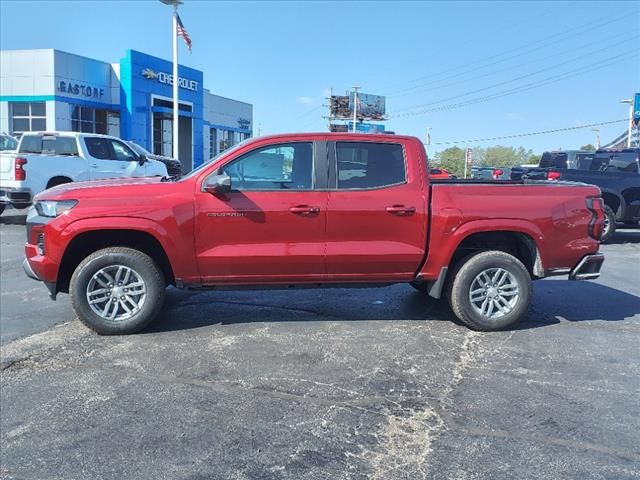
587;197;605;240
15;157;27;181
546;171;561;181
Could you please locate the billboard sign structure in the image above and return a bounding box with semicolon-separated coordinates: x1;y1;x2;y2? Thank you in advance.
329;124;349;133
349;92;386;120
329;96;351;118
633;93;640;126
348;122;386;133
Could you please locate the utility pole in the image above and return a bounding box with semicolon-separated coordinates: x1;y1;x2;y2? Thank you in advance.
425;127;431;157
352;85;360;133
620;98;633;148
591;128;600;149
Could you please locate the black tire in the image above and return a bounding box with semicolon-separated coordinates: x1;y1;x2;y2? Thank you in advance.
70;247;165;335
0;204;5;215
448;251;532;331
600;205;616;243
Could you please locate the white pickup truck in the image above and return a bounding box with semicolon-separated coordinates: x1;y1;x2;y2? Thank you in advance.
0;132;167;214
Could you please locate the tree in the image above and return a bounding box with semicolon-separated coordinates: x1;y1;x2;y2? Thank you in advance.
434;146;465;177
580;144;595;151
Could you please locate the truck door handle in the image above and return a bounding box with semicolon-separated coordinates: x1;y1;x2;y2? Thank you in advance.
90;164;98;168
386;205;416;215
290;205;320;215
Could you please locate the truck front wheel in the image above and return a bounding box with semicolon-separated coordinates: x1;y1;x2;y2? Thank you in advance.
70;247;166;335
448;251;532;331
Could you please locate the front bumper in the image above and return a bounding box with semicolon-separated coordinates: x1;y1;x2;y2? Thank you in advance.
23;259;58;300
0;186;32;205
569;253;604;280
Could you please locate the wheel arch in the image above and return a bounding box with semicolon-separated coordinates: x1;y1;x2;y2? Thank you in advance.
57;228;175;294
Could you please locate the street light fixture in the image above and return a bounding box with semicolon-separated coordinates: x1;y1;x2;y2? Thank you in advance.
159;0;183;159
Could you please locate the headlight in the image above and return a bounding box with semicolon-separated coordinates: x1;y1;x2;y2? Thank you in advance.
35;200;78;217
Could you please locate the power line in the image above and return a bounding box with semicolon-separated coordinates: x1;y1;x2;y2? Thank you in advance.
429;119;627;146
390;51;637;118
391;36;637;114
381;9;634;96
390;31;634;108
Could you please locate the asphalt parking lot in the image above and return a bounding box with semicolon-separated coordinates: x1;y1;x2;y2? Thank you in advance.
1;207;639;480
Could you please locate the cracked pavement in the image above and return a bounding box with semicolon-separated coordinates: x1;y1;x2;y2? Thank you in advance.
1;209;639;479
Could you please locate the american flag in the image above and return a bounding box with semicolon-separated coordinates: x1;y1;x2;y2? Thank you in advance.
176;14;192;52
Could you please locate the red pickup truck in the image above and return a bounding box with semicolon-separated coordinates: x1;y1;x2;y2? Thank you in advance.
24;133;605;334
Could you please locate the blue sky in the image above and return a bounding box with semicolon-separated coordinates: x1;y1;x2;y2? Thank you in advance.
1;0;638;154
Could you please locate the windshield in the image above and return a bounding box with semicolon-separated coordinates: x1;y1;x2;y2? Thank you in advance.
127;141;150;156
0;135;18;151
539;152;568;169
180;138;254;180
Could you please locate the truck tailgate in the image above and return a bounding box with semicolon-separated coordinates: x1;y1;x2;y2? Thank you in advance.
0;152;16;181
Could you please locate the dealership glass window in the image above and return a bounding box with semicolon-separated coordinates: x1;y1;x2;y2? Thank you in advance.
71;106;110;134
209;128;218;158
10;102;47;135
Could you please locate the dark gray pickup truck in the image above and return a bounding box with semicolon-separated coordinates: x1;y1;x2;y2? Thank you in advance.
531;148;640;242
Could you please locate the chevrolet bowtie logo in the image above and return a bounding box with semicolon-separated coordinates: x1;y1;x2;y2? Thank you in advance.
141;68;158;80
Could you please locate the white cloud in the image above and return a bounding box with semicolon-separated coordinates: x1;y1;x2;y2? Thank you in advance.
299;96;314;104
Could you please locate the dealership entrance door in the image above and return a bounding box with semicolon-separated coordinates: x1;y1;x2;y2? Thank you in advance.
152;99;193;172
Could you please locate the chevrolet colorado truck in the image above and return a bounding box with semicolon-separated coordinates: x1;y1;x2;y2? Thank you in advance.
24;133;606;335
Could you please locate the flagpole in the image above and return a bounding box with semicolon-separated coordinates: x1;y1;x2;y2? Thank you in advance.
172;3;179;159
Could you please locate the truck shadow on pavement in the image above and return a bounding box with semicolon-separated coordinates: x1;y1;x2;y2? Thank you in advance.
605;228;640;245
146;281;639;334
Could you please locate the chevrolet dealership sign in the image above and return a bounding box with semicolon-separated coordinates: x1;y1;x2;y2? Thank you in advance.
141;68;198;92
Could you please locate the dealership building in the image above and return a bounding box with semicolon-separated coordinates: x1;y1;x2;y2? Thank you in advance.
0;49;253;171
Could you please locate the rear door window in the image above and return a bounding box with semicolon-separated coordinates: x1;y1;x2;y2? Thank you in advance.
85;137;114;160
17;135;79;156
335;142;405;189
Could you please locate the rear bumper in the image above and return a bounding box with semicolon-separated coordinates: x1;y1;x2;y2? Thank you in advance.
569;253;604;280
0;186;32;205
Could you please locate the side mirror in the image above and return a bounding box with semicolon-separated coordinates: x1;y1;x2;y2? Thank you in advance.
138;154;147;166
204;174;231;195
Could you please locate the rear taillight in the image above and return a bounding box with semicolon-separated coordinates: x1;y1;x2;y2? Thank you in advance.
492;169;503;180
547;171;561;181
587;197;605;241
15;157;27;181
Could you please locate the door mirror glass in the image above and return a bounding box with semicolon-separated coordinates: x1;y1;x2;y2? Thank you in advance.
204;174;232;195
138;154;146;166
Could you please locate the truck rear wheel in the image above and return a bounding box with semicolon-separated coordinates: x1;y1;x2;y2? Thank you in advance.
448;251;532;331
600;205;616;243
70;247;165;335
0;204;5;215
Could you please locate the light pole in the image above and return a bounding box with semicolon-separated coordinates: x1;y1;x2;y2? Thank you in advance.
620;98;633;148
352;85;360;133
160;0;183;159
591;128;600;149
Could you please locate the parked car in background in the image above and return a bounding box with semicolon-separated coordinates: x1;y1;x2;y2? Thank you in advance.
0;132;167;214
526;148;640;242
24;133;605;335
126;141;183;177
429;168;454;179
471;166;510;180
1;134;18;152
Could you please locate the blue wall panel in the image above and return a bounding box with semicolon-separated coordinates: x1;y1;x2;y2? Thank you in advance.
119;49;204;167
